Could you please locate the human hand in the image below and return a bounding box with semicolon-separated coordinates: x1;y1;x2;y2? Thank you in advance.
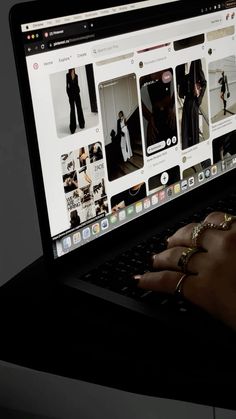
135;212;236;330
194;82;202;97
80;152;88;162
111;201;125;213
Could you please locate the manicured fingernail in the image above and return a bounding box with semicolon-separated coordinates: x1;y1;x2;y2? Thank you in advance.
152;252;156;259
133;275;142;283
164;236;170;246
149;253;156;265
165;237;171;248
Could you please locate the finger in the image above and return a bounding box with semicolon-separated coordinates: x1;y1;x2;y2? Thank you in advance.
135;270;214;314
135;270;196;296
168;214;236;250
135;270;219;314
203;211;226;225
151;246;206;273
204;211;236;232
167;223;198;248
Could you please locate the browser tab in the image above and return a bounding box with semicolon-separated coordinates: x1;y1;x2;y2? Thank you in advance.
21;0;178;33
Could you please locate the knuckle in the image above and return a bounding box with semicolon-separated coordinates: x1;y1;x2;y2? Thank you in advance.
158;248;176;263
168;223;194;246
204;211;224;223
185;223;196;234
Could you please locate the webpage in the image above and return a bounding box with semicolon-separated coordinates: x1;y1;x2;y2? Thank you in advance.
23;3;236;258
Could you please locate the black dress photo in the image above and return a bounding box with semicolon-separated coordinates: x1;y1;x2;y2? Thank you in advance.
66;69;85;134
177;60;207;149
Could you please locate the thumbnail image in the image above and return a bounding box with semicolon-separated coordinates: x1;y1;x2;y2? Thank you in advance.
111;182;147;212
93;178;106;201
182;159;212;178
61;143;108;229
174;34;205;51
99;74;144;182
95;198;109;216
70;209;81;229
207;26;234;42
213;130;236;163
50;65;99;138
89;142;103;163
176;59;209;150
209;56;236;123
74;147;89;170
140;68;178;156
63;171;78;194
148;166;180;194
61;151;76;175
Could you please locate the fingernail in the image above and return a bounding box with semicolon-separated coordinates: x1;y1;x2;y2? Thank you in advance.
165;236;171;248
133;275;142;284
149;253;156;265
164;236;170;246
152;252;157;260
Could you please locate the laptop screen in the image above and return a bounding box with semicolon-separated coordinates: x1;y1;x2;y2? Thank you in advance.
19;0;236;259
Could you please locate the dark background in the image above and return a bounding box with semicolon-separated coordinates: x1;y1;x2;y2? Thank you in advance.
0;0;42;287
0;1;235;417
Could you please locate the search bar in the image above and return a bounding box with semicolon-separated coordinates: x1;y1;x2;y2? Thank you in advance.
92;15;223;58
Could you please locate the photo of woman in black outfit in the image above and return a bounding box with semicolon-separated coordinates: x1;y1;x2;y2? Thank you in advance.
140;69;177;155
66;68;85;134
209;56;236;123
218;71;230;115
176;59;209;149
50;64;99;139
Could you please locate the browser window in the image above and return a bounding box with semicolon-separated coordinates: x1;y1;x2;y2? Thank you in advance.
21;1;236;258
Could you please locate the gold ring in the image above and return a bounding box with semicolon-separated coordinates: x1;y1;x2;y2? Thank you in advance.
178;247;201;273
219;213;236;231
191;222;222;247
175;274;189;298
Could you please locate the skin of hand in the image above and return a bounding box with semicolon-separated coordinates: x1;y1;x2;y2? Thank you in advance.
65;178;78;188
111;201;125;213
80;152;88;162
135;212;236;330
194;83;201;98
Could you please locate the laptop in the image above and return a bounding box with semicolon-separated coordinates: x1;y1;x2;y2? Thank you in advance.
9;0;236;334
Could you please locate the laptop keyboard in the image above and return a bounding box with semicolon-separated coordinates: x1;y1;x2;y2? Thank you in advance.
79;192;236;308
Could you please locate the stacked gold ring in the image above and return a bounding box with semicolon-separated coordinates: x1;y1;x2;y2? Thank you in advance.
191;222;222;248
175;273;189;297
219;214;236;230
176;213;236;298
177;247;202;274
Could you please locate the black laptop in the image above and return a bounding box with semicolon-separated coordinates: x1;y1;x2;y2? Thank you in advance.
9;0;236;333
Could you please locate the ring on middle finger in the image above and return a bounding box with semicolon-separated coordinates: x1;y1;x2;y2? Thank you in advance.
178;247;202;274
219;213;236;230
191;222;221;248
